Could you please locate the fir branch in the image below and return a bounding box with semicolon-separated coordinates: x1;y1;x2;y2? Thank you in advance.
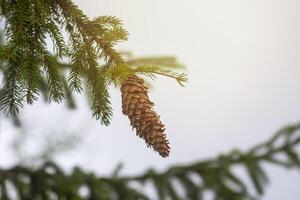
0;58;24;116
68;44;85;93
104;63;134;86
82;40;112;125
43;54;65;103
61;78;76;109
0;122;299;199
0;0;129;118
0;0;185;128
89;73;112;126
132;65;188;86
55;0;126;64
0;0;187;150
119;122;300;199
126;56;185;69
45;22;68;57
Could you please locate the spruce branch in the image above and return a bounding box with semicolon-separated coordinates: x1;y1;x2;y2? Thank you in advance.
132;65;188;86
0;0;128;118
0;122;299;199
54;0;127;64
104;56;188;87
126;56;185;69
0;0;187;155
43;54;65;103
119;122;300;199
0;59;24;116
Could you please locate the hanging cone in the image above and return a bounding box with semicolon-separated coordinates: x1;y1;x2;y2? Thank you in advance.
121;75;170;157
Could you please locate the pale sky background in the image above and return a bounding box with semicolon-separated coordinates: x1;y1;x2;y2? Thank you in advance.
0;0;300;199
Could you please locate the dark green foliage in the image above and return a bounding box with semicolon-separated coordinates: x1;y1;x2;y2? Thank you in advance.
0;122;299;200
0;0;187;125
0;0;126;124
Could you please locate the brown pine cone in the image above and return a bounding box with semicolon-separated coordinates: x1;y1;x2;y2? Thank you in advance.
121;75;170;157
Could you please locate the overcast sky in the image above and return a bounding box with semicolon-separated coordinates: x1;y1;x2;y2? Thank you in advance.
1;0;300;199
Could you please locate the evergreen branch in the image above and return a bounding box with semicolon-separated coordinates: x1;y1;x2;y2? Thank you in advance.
21;28;45;104
55;0;126;64
0;0;185;128
119;122;300;199
0;122;299;199
68;44;85;93
132;65;188;86
0;0;128;117
21;52;42;104
92;16;124;28
126;56;185;69
61;78;76;109
104;63;134;86
82;40;112;125
43;54;65;103
44;22;69;57
89;73;112;126
0;59;24;116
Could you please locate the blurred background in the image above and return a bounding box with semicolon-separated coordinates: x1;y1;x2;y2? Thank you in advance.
0;0;300;199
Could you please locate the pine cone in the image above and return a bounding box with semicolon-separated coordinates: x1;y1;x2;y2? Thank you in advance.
121;75;170;157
